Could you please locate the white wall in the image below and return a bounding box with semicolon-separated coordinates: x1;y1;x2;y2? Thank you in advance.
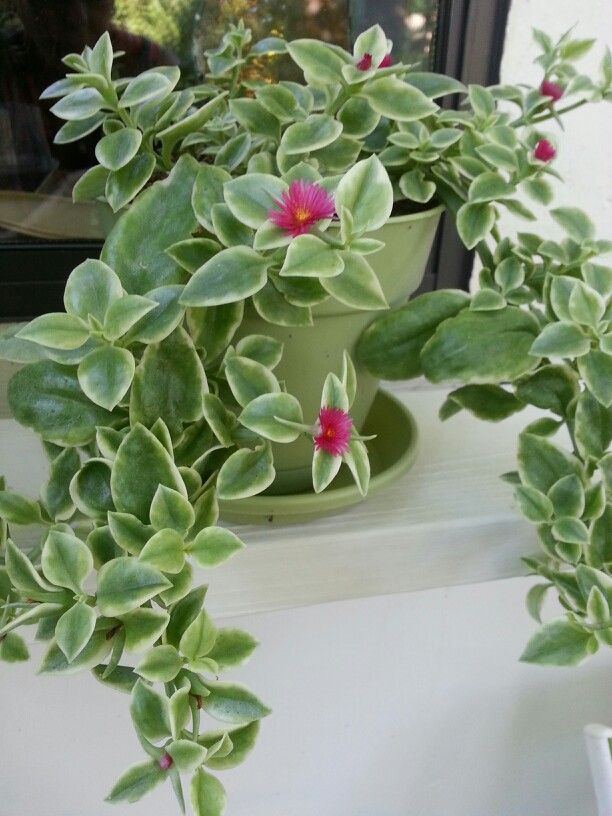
2;578;611;816
500;0;612;241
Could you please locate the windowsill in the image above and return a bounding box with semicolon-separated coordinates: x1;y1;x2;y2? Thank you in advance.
0;381;538;619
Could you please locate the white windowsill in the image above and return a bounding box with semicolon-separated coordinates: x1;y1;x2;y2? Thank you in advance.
0;381;538;619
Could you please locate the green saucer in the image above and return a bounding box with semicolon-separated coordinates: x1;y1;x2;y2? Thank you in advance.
219;389;418;524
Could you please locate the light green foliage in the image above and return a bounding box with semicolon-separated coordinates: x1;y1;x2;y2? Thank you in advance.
2;19;610;816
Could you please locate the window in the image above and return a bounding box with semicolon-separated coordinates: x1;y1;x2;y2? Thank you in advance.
0;0;510;319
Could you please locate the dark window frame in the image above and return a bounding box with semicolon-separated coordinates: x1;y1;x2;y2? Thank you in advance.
0;0;511;320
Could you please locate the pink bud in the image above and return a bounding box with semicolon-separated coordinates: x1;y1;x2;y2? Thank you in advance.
379;53;393;68
534;139;556;162
539;79;563;102
159;753;173;770
356;53;373;71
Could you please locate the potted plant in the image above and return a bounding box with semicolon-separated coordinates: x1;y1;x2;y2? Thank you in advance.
0;20;610;815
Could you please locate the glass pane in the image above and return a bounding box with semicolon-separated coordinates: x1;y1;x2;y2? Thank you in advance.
0;0;439;245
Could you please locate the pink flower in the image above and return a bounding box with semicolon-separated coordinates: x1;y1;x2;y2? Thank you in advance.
534;138;556;162
268;180;335;237
159;753;173;770
314;407;353;457
539;79;563;102
356;52;392;71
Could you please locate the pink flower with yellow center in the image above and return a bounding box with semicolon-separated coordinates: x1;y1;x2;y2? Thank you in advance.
534;138;556;162
268;180;336;237
314;407;353;457
539;79;563;102
356;52;393;71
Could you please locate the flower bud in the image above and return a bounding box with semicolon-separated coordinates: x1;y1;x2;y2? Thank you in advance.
539;79;563;102
534;139;556;162
159;753;173;770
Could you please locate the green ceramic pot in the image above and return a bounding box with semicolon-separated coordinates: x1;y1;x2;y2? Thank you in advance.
238;204;444;494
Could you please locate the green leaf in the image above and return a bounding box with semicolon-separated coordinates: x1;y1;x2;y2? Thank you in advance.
568;281;606;328
312;448;342;493
128;285;186;345
354;24;388;64
398;170;436;203
515;365;578;416
158;94;226;163
64;259;123;323
158;561;192;604
43;447;80;521
252;283;313;327
235;335;283;369
120;72;171;107
441;384;524;422
281;114;342;155
357;290;470;379
360;77;437;121
210;203;253;248
529;322;591;358
494;258;524;293
130;678;172;741
167;739;207;772
130;328;206;435
106;760;166;804
50;87;104;120
55;113;105;145
551;207;595;242
321;251;387;310
280;234;343;279
456;202;496;249
180;609;217;660
548;474;585;518
337;97;380;138
55;602;96;662
343;439;370;496
104;294;157;341
515;485;553;523
166;239;220;274
5;540;57;596
238;393;303;443
102;155;199;294
41;529;93;593
169;685;190;739
120;607;169;652
190;768;226;816
578;350;612;407
207;629;258;669
166;586;208;648
224;175;287;229
139;528;186;574
181;247;269;307
525;583;551;623
192;164;231;233
404;72;467;98
106;153;156;212
69;458;114;517
335;155;393;235
286;39;347;84
517;433;583;493
111;424;186;523
72;164;109;201
552;516;589;545
574;390;612;460
17;313;89;350
95;128;142;171
470;289;506;311
189;528;244;568
0;491;43;525
150;485;195;535
520;618;593;666
136;644;183;682
229;98;280;140
77;346;135;410
39;629;111;674
217;444;275;500
225;356;280;408
421;308;540;383
468;172;514;203
97;556;171;616
202;681;271;724
0;631;29;662
107;511;153;555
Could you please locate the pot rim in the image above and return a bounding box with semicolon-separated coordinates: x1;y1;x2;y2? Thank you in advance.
387;203;445;225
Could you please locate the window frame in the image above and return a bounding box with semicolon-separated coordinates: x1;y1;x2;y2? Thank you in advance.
0;0;511;320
